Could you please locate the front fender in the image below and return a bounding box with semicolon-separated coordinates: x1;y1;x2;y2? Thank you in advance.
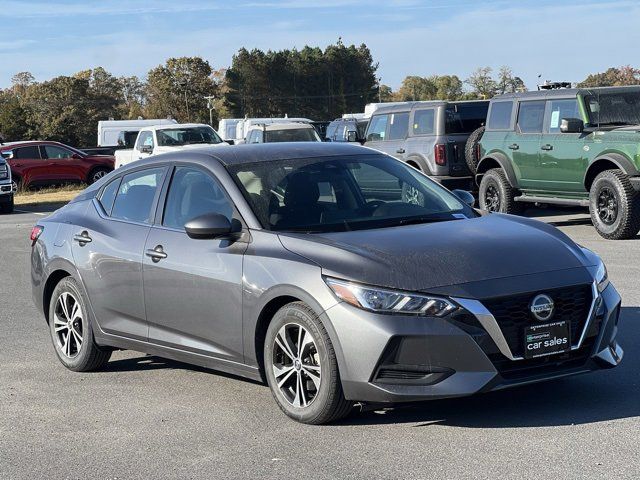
476;151;519;187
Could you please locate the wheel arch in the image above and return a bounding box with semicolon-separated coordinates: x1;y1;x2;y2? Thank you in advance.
584;153;640;191
42;269;73;324
405;154;431;174
475;153;518;187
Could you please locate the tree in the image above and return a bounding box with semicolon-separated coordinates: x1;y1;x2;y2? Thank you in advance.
11;71;35;96
466;67;498;99
497;66;526;94
119;75;147;119
378;84;394;102
578;66;640;87
145;57;217;124
0;91;29;141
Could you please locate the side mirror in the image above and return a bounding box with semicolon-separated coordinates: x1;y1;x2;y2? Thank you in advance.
346;130;358;142
185;213;233;239
451;189;475;207
225;139;235;145
71;153;82;159
560;118;584;134
141;145;153;154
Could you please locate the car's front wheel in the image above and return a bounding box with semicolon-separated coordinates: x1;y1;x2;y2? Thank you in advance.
478;168;523;214
264;302;352;424
49;276;111;371
589;169;640;240
0;195;13;214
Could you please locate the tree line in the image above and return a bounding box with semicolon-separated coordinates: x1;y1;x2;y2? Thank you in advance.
0;39;638;147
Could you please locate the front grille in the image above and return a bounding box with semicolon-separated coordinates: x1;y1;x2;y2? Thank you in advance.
481;284;593;358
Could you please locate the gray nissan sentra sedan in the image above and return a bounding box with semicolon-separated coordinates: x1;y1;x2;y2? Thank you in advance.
31;143;623;424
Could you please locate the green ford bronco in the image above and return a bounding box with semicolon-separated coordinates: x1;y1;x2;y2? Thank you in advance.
472;86;640;239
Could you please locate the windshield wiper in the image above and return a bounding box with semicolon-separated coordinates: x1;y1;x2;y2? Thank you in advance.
384;214;465;228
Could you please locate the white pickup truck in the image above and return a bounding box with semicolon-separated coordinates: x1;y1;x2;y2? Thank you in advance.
114;123;230;168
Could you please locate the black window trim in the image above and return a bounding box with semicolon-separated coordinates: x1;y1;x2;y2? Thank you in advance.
486;100;516;132
515;100;546;135
152;162;246;234
410;108;437;137
542;97;581;134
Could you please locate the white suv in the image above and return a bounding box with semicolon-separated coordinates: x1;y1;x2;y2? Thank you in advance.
245;122;321;144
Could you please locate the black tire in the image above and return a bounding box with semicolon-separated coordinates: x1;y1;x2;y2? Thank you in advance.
88;167;111;185
48;276;111;372
0;196;13;214
464;126;485;174
479;168;523;214
12;177;22;193
589;169;640;240
264;302;352;425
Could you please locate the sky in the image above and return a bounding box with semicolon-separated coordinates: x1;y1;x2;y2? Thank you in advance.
1;0;639;91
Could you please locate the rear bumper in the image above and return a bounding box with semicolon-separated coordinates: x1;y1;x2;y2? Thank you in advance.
325;282;622;404
429;175;474;191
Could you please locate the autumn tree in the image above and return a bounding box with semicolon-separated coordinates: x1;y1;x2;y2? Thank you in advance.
578;66;640;87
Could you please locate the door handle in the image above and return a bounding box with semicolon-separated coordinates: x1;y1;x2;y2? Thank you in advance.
145;245;167;262
73;231;92;246
396;148;405;154
541;144;553;151
508;144;519;150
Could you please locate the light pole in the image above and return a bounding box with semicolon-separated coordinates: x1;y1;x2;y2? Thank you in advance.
204;95;215;127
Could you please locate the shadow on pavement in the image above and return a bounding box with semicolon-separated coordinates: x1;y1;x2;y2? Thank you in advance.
339;306;640;428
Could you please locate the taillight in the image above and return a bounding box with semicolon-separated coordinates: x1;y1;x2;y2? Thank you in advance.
434;144;447;166
30;225;44;245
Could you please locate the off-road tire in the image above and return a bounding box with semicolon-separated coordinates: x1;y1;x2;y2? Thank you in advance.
464;126;485;174
479;168;523;214
589;169;640;240
264;302;352;425
49;276;112;372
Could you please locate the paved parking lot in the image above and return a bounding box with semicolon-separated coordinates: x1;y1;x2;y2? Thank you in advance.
1;205;638;479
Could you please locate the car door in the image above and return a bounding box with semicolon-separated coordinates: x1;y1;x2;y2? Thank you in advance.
142;164;248;363
510;100;546;190
538;98;586;193
135;130;154;160
41;144;85;183
70;166;167;340
384;112;409;161
364;113;390;154
7;145;47;186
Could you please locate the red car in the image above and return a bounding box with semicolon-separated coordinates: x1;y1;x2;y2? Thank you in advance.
0;141;114;189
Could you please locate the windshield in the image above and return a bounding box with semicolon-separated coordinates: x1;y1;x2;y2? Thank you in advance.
156;126;223;146
265;128;320;143
228;154;474;233
584;90;640;127
445;102;489;134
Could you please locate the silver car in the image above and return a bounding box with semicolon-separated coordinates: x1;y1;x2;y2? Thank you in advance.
31;143;622;424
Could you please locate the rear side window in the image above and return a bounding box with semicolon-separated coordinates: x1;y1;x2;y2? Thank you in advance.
163;167;233;230
445;103;489;134
111;167;165;224
546;99;580;133
412;109;435;135
99;178;120;215
487;101;514;130
366;114;388;141
387;113;409;140
43;145;73;159
517;101;546;134
13;146;41;159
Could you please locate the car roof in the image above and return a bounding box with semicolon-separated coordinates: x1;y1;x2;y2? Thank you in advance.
0;140;66;149
492;85;640;102
144;123;211;132
248;122;315;131
374;99;488;115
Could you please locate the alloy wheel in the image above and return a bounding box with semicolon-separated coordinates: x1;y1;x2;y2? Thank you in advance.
92;170;107;182
53;292;83;358
272;323;321;408
597;186;618;225
484;184;501;212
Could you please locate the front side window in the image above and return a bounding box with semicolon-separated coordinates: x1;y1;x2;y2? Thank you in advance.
111;167;165;224
228;154;474;233
163;167;233;230
546;99;581;133
135;131;153;150
366;114;389;142
387;113;409;140
487;101;514;130
412;109;435;135
156;126;223;147
517;101;546;134
43;145;73;159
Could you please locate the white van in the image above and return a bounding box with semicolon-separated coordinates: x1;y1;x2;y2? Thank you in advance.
235;118;313;143
217;119;243;142
97;119;177;147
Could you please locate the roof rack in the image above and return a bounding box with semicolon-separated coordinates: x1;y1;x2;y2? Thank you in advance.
537;81;573;91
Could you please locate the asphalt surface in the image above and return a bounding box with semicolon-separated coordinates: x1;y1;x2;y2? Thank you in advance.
1;204;639;480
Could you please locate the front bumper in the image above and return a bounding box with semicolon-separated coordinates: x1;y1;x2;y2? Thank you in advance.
324;282;622;403
0;182;13;203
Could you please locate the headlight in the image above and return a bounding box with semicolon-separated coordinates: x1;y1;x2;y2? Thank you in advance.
324;277;457;317
595;259;609;293
0;164;7;180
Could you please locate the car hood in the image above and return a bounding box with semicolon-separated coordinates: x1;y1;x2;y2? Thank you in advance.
277;213;595;292
154;143;229;154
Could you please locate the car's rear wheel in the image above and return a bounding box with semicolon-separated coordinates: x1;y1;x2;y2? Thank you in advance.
589;169;640;239
88;167;110;184
479;168;523;214
264;302;352;424
49;277;111;371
